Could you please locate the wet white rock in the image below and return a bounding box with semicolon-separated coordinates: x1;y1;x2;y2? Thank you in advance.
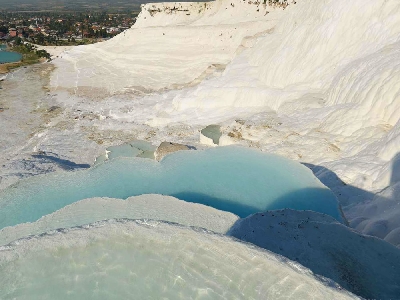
0;220;357;300
0;194;239;246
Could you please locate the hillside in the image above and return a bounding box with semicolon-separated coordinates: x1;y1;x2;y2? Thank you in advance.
1;0;400;298
43;0;400;245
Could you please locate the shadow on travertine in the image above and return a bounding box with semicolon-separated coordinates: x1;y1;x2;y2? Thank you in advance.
32;153;91;170
390;152;400;185
227;160;400;298
302;163;374;208
228;209;400;299
266;187;345;223
172;189;343;221
304;156;400;247
171;191;257;218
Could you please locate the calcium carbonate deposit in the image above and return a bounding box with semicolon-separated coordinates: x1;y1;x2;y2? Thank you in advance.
0;220;357;300
1;0;400;298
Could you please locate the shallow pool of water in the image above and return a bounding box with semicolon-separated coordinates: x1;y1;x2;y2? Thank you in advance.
0;146;344;230
0;219;355;300
0;46;22;64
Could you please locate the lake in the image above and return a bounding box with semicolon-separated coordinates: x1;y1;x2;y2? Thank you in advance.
0;45;22;63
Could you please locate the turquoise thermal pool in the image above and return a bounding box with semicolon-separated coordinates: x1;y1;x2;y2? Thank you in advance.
0;146;344;230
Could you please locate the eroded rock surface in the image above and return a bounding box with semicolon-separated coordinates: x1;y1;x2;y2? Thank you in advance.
155;142;190;161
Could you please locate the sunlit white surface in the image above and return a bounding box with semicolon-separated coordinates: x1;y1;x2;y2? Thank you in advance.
0;194;239;246
0;219;357;300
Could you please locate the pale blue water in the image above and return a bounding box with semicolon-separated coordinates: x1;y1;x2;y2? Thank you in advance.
0;220;349;300
0;45;22;63
0;146;344;229
94;140;156;165
201;125;222;144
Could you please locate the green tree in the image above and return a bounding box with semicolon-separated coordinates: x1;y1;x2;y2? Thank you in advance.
15;37;22;45
36;33;45;45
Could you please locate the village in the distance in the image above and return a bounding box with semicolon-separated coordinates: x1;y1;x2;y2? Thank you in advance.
0;0;142;73
0;11;138;46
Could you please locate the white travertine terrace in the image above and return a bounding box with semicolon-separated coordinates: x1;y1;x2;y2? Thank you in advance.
0;194;239;246
1;0;400;297
0;220;357;299
2;0;400;245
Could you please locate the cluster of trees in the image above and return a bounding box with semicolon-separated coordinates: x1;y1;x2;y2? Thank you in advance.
13;39;51;60
36;49;51;60
0;26;8;35
29;33;60;46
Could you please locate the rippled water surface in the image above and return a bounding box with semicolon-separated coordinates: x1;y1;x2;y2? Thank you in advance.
0;220;355;300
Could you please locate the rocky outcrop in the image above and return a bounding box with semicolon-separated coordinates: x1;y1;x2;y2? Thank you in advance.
154;142;190;161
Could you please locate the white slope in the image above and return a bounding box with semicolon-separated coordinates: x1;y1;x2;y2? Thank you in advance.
0;219;357;299
106;0;400;244
0;194;239;246
2;0;400;246
148;0;400;190
228;209;400;299
50;0;287;94
0;1;400;296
